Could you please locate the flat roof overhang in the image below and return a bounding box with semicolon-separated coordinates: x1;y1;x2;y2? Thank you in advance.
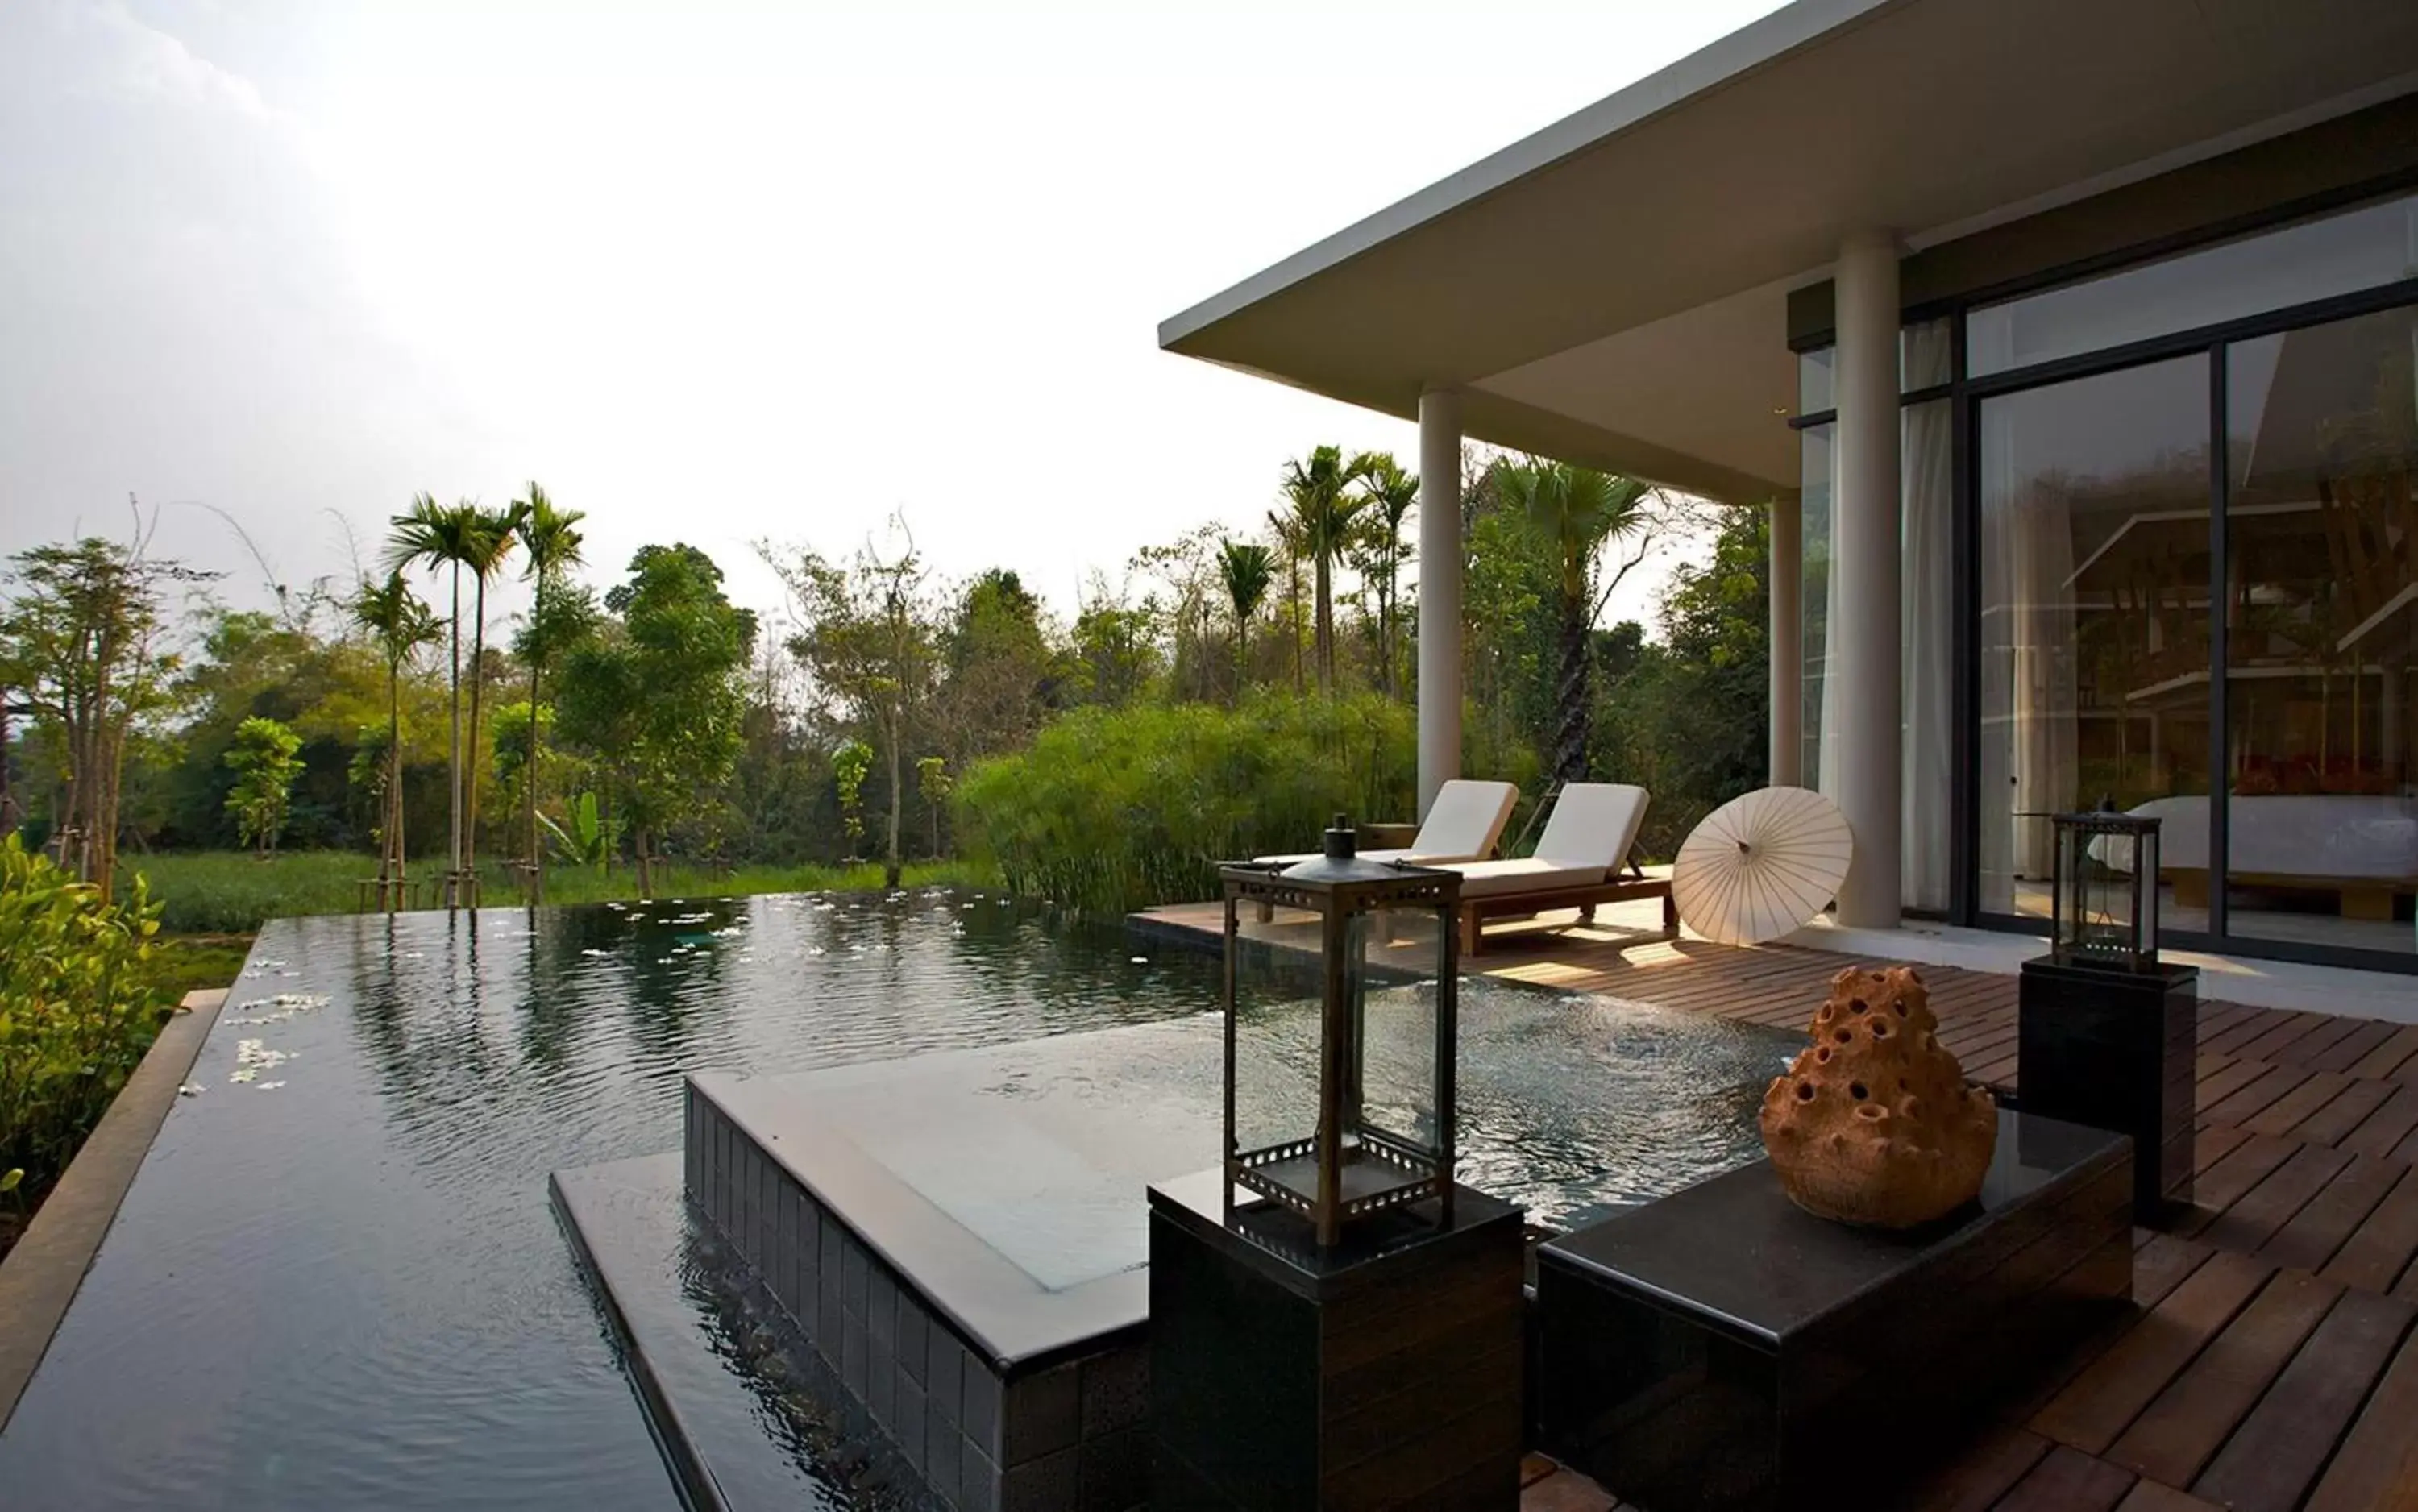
1160;0;2418;503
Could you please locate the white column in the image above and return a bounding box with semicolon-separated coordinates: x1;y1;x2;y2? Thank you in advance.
1416;389;1464;818
1768;493;1803;787
1830;230;1903;927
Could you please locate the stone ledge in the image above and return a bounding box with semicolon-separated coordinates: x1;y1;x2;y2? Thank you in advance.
0;987;225;1430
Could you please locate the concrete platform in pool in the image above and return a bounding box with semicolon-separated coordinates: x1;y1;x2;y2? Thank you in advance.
600;990;1791;1512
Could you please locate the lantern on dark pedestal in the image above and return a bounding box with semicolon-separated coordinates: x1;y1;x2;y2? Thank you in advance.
1219;816;1460;1248
2022;798;2194;1221
2051;800;2162;973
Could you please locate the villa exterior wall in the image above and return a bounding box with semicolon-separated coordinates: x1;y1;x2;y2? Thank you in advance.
1784;93;2418;343
1784;94;2418;976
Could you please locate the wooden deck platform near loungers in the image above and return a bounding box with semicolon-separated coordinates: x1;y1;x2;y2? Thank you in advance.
1135;900;2418;1512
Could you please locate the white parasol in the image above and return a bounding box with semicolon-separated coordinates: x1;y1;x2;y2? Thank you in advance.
1672;786;1855;946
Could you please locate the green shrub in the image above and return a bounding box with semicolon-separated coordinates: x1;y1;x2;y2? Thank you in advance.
0;834;173;1207
953;694;1415;913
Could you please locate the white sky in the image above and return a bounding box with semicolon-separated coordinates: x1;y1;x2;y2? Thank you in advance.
1;0;1787;637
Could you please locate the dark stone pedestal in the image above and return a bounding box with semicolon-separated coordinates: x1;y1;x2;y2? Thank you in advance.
1535;1108;2133;1512
2018;955;2197;1219
1147;1171;1525;1512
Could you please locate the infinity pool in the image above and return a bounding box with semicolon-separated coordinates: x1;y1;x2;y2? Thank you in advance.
0;889;1789;1510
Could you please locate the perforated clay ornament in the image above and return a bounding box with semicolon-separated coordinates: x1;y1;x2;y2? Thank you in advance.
1759;965;1997;1228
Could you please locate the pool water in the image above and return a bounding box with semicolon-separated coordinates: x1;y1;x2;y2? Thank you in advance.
0;889;1790;1510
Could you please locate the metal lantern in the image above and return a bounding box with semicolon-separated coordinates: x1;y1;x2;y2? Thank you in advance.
2050;800;2162;971
1219;816;1460;1248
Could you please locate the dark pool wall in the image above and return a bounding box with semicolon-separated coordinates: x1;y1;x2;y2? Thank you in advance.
687;1086;1149;1512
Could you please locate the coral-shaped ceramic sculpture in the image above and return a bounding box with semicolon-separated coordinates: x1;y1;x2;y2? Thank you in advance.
1759;965;1998;1228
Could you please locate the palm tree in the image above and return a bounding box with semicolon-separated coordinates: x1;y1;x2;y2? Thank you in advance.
1348;451;1418;698
388;493;483;900
456;503;523;889
1264;508;1307;694
1279;446;1368;692
1488;457;1656;787
512;484;585;906
351;572;441;908
1216;539;1274;701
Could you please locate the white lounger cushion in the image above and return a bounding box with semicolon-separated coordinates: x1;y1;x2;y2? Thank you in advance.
1253;779;1519;866
1448;858;1610;899
1440;783;1653;896
1531;783;1651;869
1411;779;1521;861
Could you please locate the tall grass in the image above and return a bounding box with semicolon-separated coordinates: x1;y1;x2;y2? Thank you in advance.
953;694;1415;914
118;850;999;934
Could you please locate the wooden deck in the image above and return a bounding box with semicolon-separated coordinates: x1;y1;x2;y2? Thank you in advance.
1138;903;2418;1511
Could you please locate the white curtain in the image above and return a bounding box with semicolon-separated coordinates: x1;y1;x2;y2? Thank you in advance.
1978;397;2078;908
1901;395;1954;910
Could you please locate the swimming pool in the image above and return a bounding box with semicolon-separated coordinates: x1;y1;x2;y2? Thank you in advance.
0;889;1789;1510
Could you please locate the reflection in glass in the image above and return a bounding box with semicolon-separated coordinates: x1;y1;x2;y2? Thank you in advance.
1794;319;1956;414
1801;423;1833;791
1800;347;1834;415
2225;308;2418;953
1969;192;2418;376
1979;356;2212;921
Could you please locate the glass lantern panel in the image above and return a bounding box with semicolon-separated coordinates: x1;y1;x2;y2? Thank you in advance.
1356;905;1444;1160
2056;825;2086;951
1227;893;1324;1158
2081;837;2138;960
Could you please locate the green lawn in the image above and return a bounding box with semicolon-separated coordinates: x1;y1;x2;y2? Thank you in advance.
117;850;1002;993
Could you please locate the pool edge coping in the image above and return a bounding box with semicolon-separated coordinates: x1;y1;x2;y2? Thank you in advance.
0;987;225;1433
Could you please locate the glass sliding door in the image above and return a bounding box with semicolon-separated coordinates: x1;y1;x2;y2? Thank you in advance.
1977;355;2213;924
1801;422;1834;793
2223;306;2418;955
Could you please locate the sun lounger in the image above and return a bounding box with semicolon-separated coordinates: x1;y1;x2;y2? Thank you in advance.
1252;779;1519;867
1440;782;1674;953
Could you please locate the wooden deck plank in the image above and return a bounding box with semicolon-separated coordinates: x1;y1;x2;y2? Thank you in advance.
2273;1015;2374;1069
2310;1020;2403;1074
1995;1445;2138;1512
2111;1481;2225;1512
2192;1125;2253;1177
2030;1250;2270;1455
2174;1136;2301;1237
2320;1164;2418;1295
2194;1143;2356;1256
2258;1155;2407;1275
2304;1322;2418;1512
2188;1057;2276;1113
2205;1011;2314;1061
2192;1290;2416;1512
2105;1269;2341;1488
1885;1426;2051;1512
2346;1024;2418;1082
2135;1234;2218;1310
2242;1070;2357;1139
2291;1078;2403;1150
2193;1003;2261;1041
2341;1084;2418;1161
2200;1064;2320;1129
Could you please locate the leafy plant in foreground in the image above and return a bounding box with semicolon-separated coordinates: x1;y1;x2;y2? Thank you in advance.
0;834;170;1215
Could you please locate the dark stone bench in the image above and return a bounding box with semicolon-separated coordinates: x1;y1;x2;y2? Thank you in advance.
1534;1107;2133;1512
